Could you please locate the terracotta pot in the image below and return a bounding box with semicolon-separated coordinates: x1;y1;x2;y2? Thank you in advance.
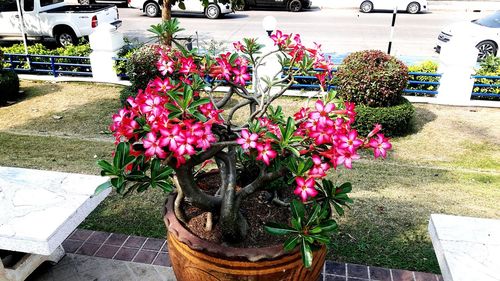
164;194;326;281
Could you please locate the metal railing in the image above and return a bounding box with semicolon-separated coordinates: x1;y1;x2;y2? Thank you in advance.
471;75;500;98
282;67;441;95
2;53;92;77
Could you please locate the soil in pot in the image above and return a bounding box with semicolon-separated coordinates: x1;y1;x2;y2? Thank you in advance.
183;171;293;248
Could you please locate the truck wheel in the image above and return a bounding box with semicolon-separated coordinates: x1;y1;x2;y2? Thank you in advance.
145;2;160;17
288;0;302;12
55;29;78;47
205;4;221;19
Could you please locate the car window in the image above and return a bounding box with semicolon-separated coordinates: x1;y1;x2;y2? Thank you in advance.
474;11;500;28
40;0;63;7
0;0;18;12
24;0;34;11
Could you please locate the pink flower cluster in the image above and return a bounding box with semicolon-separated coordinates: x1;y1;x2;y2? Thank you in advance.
236;100;392;202
110;84;221;167
209;52;251;86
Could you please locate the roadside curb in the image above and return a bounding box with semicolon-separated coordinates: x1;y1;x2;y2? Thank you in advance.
316;0;499;12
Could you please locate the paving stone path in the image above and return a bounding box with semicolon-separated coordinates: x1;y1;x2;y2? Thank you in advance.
25;229;442;281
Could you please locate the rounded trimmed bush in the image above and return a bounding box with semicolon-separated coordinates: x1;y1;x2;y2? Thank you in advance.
336;50;409;107
353;97;415;137
0;70;20;104
119;86;138;106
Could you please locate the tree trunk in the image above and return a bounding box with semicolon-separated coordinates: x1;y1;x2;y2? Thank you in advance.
161;0;172;46
218;148;248;242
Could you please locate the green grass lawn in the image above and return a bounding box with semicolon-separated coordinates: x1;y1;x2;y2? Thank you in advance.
1;80;499;273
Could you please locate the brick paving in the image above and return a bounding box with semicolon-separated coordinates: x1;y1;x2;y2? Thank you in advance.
26;229;442;281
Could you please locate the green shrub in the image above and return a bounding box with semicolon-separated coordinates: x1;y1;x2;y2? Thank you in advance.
1;42;91;73
0;70;20;104
407;60;440;94
473;55;500;96
119;44;166;103
353;96;414;137
114;38;143;77
336;50;408;107
126;44;165;92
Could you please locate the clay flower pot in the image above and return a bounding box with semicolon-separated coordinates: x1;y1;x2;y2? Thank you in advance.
163;194;326;281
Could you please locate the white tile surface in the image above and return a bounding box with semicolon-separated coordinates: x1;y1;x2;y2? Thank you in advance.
0;167;110;255
429;214;500;281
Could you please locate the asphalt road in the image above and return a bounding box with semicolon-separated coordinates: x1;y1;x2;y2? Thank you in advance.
118;7;490;59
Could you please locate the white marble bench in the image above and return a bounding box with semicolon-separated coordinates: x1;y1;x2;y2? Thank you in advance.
0;167;110;281
428;214;500;281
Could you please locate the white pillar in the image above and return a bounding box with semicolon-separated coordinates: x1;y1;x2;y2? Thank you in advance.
89;23;124;83
436;36;478;106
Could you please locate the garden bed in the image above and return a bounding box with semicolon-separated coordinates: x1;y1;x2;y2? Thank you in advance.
0;80;498;273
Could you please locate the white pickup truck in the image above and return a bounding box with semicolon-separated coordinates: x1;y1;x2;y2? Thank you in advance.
0;0;121;46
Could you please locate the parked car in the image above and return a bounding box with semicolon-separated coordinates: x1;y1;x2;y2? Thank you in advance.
128;0;233;19
236;0;311;12
0;0;121;46
359;0;428;14
435;11;500;60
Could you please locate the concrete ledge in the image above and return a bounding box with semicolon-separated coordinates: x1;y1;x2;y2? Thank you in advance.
429;214;500;281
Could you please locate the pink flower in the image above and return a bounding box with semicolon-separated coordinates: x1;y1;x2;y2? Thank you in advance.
156;59;174;76
196;125;217;150
256;142;277;165
309;155;330;178
174;132;196;157
369;134;392;158
367;124;382;138
237;129;258;150
310;100;335;120
233;66;251;86
339;131;363;153
179;57;196;75
150;77;174;93
233;41;245;52
337;150;360;169
293;177;318;202
143;132;167;158
159;125;181;151
270;30;289;46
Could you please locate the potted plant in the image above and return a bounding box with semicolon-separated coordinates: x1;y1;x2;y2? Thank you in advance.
97;28;392;280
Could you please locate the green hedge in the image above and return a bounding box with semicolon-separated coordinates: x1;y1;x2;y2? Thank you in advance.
473;55;500;97
0;70;20;104
1;43;91;74
353;97;415;137
407;60;440;95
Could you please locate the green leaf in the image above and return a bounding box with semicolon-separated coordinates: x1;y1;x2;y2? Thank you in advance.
156;181;174;193
113;142;128;169
97;159;114;174
287;146;300;157
94;181;111;195
300;238;313;268
283;235;300;252
306;203;322;227
264;222;297;236
290;200;305;221
332;202;345;216
291;218;301;230
189;98;210;109
265;132;280;142
337;182;352;194
318;220;338;233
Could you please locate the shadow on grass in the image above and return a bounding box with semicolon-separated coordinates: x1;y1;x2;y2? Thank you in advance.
410;106;437;134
